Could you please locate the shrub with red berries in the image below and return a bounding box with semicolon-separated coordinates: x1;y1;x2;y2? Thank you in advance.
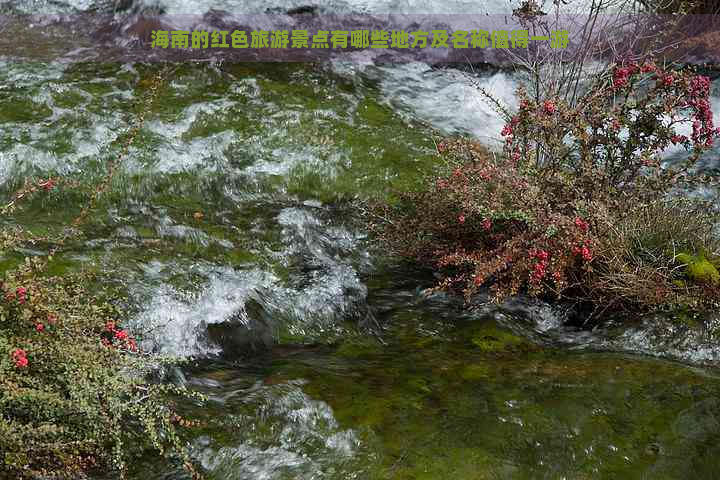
371;138;599;302
0;262;203;478
11;348;28;368
372;62;720;314
502;62;720;201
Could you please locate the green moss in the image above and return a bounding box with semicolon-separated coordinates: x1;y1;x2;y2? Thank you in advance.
284;165;350;204
405;375;433;394
225;249;258;266
41;254;89;277
0;97;53;123
335;337;383;359
357;98;394;127
677;253;720;285
688;260;720;285
460;363;490;381
470;324;526;352
0;253;25;275
391;447;498;480
53;90;88;109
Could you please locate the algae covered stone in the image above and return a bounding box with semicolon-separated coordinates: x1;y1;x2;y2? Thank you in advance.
470;323;526;353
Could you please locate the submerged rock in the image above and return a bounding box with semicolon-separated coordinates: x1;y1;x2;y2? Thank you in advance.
470;323;527;353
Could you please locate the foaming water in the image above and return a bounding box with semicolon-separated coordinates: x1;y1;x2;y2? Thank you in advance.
129;265;277;357
472;294;720;366
124;204;369;357
274;206;369;339
374;63;518;146
192;381;366;480
0;61;133;184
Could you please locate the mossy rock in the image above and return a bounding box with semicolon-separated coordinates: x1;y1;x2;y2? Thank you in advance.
470;324;526;353
335;338;383;359
676;253;720;286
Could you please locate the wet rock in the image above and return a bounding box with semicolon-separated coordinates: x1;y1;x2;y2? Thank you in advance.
263;5;319;15
470;323;527;353
586;311;720;366
286;5;319;15
92;13;168;45
206;298;275;357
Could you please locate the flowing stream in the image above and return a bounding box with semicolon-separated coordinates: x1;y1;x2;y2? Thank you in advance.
3;1;720;478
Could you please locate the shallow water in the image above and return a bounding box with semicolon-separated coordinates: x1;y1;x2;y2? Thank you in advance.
2;3;720;477
130;285;720;479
